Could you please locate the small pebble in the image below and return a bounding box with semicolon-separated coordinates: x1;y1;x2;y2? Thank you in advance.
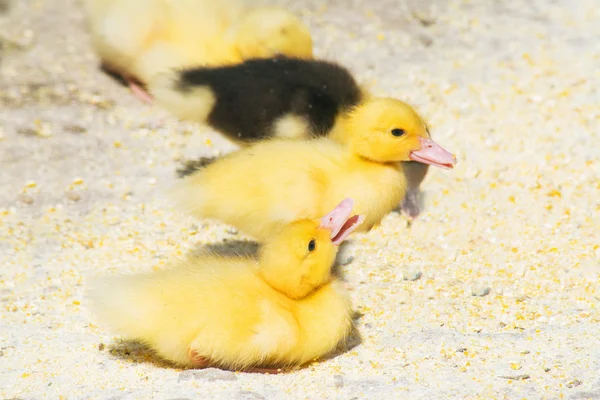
471;287;491;297
403;270;422;281
418;34;433;47
177;368;237;383
64;124;87;134
42;285;59;294
237;391;265;400
498;374;530;380
567;379;583;388
98;343;105;351
37;122;53;137
334;374;344;388
19;194;34;204
17;127;37;137
66;192;81;202
0;0;10;13
412;11;435;26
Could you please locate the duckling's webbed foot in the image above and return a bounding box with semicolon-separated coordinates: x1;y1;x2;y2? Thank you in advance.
400;188;422;220
176;157;218;178
400;161;429;220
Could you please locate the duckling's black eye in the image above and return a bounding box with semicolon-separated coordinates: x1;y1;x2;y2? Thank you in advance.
308;239;316;252
391;128;405;137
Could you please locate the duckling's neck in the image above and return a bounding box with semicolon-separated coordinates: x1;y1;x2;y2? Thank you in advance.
328;111;353;145
257;268;325;300
328;88;371;143
339;139;403;169
255;260;325;300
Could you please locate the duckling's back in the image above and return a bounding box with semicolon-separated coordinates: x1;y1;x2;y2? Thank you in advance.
151;56;363;141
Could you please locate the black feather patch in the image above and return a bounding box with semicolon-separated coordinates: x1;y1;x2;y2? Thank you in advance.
175;56;363;142
176;157;218;178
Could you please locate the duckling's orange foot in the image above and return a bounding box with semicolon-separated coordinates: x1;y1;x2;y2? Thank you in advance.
188;349;211;368
400;189;422;220
128;80;154;104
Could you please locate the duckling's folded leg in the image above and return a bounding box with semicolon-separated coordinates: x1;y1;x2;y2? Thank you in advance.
400;161;429;220
100;62;153;104
189;349;286;373
127;79;154;104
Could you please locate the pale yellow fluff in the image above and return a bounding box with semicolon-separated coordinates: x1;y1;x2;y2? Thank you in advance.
172;98;430;241
82;0;313;85
88;219;352;370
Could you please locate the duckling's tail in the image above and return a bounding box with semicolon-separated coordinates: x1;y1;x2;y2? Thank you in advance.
87;273;162;340
167;170;215;221
148;70;217;123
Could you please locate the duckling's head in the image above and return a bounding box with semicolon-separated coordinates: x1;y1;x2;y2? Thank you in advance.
234;8;313;60
342;98;456;168
258;199;363;299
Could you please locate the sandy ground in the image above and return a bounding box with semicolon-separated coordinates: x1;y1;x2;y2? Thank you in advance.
1;0;600;399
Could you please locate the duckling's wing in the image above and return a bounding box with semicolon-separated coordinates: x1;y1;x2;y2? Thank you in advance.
188;295;301;369
168;140;333;240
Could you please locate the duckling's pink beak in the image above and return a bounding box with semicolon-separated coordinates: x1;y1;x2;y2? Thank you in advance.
409;137;457;170
319;198;365;245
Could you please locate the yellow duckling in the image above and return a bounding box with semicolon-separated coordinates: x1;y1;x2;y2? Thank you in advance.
82;0;312;103
172;98;456;241
88;199;363;371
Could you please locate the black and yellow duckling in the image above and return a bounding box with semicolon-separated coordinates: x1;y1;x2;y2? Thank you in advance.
150;56;439;219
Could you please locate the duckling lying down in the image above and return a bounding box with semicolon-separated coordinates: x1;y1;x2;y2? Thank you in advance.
88;199;363;371
151;56;437;219
172;98;456;242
